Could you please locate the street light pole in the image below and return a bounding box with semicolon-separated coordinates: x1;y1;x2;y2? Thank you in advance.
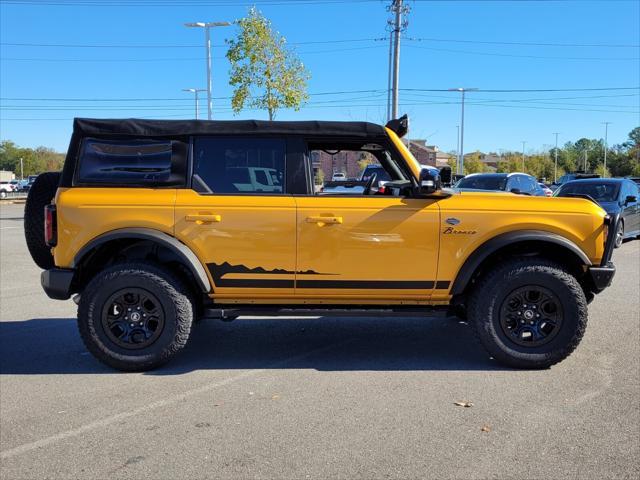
391;0;403;119
182;88;206;119
521;141;526;171
602;122;611;177
456;125;460;174
449;87;478;176
553;132;560;183
20;157;23;180
185;21;231;120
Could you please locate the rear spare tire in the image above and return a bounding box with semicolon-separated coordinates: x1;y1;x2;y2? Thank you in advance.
24;172;60;270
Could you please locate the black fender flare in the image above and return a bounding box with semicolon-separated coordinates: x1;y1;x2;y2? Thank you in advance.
449;230;592;296
72;228;212;292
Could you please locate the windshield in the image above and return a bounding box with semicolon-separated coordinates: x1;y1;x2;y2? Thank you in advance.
556;182;620;202
456;175;507;191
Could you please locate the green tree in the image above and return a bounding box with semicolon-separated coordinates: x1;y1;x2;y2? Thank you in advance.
226;7;310;120
0;140;64;177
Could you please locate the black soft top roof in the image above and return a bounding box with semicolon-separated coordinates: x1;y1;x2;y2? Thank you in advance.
73;117;387;138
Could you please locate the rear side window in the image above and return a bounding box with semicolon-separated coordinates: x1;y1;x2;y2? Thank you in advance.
77;138;187;186
193;137;285;194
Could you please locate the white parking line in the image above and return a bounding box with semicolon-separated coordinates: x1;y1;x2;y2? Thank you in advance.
0;340;348;460
0;226;22;230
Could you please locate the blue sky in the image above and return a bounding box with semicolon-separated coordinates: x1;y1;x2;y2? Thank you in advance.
1;0;638;154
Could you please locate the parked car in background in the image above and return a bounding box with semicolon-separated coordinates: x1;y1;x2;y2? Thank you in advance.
17;179;31;192
550;172;600;192
0;181;17;198
454;172;547;196
331;172;346;181
555;178;639;248
628;177;640;185
538;182;553;197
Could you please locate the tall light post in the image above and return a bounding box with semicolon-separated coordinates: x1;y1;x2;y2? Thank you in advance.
456;125;460;174
182;88;206;119
553;132;560;183
521;141;526;172
602;122;611;177
449;87;478;175
185;21;231;120
19;157;23;180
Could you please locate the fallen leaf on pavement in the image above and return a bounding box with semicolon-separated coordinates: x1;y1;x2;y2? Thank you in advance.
454;401;474;407
481;425;491;432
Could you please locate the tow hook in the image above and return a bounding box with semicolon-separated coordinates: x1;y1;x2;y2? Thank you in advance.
72;294;81;305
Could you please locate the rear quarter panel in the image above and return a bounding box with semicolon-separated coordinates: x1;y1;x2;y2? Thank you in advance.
53;187;177;267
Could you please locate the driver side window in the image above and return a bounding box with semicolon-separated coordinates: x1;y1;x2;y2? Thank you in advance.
307;141;407;196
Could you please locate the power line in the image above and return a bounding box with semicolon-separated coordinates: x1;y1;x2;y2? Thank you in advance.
406;37;640;49
0;38;386;48
404;44;639;61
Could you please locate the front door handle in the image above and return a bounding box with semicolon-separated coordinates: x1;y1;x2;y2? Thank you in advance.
306;216;343;225
185;214;221;224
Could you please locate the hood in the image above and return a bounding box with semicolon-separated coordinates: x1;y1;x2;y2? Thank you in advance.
597;201;621;214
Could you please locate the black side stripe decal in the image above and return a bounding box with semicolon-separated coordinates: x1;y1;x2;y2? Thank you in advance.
207;263;451;290
296;280;435;289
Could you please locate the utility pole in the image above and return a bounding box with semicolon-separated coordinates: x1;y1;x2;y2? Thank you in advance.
185;21;231;120
553;132;560;183
19;158;23;180
386;25;393;122
521;141;526;171
182;88;206;119
449;88;478;176
584;148;589;172
389;0;409;119
602;122;611;177
456;125;460;174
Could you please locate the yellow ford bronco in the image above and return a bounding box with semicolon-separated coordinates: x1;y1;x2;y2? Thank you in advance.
25;116;617;371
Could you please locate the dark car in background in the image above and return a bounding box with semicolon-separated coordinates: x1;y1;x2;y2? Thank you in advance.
555;178;639;248
550;172;600;192
454;172;548;196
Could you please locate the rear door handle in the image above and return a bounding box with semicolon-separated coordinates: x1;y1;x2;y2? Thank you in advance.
306;216;343;225
185;214;221;224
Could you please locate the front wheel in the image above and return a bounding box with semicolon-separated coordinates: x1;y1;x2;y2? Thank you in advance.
614;221;624;248
78;262;194;371
469;259;587;369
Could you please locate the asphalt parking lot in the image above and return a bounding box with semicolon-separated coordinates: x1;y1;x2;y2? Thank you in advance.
1;201;638;480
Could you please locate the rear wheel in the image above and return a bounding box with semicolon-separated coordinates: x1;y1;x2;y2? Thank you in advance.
78;262;194;371
469;259;587;369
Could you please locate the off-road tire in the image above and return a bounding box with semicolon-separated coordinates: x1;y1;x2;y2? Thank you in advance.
468;259;587;369
614;220;624;248
24;172;60;269
78;262;194;371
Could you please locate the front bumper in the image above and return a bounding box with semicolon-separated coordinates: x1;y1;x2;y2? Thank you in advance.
41;268;75;300
588;264;616;293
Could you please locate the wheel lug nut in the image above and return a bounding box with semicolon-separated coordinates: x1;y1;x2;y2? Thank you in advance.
517;311;522;315
530;321;534;325
128;308;132;312
139;322;143;326
130;323;134;327
536;314;540;318
137;307;141;310
520;320;525;324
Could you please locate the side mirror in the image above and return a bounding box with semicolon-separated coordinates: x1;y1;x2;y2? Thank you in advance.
417;169;441;195
510;188;521;194
625;195;637;204
438;166;452;186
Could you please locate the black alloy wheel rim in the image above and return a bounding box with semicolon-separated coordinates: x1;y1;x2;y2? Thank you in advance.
101;288;165;350
499;285;563;347
616;223;624;246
